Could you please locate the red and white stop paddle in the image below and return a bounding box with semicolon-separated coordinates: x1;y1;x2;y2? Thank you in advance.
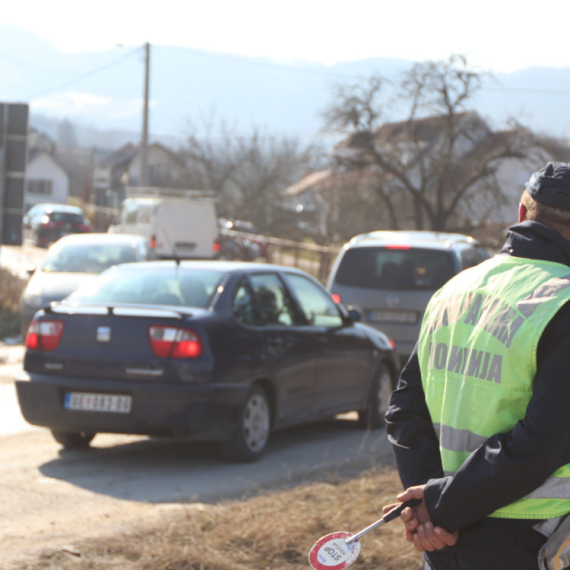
308;498;421;570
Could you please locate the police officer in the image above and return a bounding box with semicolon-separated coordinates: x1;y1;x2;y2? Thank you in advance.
385;162;570;570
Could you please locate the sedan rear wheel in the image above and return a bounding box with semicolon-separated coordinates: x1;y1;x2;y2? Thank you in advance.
220;385;271;462
51;430;96;450
358;364;393;430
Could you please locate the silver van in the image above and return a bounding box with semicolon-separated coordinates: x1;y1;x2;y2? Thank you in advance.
327;231;489;366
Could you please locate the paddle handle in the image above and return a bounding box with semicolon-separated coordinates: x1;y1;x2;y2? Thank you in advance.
383;498;422;522
345;498;422;544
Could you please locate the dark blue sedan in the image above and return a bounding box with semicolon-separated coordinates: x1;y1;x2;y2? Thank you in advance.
15;261;398;462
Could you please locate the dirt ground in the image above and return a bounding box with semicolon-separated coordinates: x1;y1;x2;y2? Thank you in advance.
0;430;181;568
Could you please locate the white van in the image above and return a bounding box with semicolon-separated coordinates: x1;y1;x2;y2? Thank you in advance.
108;189;219;259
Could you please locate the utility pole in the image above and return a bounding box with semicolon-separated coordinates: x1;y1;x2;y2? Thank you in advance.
140;42;150;187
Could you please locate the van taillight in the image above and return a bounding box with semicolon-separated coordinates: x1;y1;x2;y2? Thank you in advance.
150;235;156;248
26;320;65;351
148;326;203;359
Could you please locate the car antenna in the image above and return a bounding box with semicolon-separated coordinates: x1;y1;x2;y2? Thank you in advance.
161;227;181;267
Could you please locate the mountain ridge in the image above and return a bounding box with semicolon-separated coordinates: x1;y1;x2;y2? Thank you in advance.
1;22;569;149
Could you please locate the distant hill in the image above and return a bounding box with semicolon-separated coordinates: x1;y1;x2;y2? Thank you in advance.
1;22;569;149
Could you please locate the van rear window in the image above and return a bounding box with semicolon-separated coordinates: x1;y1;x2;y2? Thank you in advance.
334;247;456;291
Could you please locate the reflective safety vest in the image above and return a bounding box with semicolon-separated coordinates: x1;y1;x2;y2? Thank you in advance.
418;254;570;520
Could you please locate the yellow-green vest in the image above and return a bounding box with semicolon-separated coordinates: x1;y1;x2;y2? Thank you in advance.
418;254;570;520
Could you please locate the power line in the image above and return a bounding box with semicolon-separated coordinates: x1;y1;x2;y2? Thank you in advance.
161;45;359;81
0;50;70;72
162;46;570;93
27;46;142;99
481;85;570;95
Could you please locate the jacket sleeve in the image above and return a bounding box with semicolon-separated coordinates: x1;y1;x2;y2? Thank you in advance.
385;345;444;489
422;302;570;532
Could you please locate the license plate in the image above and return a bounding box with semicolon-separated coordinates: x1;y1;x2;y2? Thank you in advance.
369;309;417;324
64;392;132;413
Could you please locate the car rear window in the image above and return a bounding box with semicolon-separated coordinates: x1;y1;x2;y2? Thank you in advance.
333;247;456;291
41;244;136;274
67;268;225;308
48;212;84;223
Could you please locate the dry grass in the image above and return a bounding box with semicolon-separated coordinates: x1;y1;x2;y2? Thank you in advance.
0;269;26;338
14;467;423;570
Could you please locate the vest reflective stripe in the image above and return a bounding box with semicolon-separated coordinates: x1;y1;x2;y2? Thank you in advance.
419;256;570;520
516;274;570;318
433;423;488;452
528;478;570;500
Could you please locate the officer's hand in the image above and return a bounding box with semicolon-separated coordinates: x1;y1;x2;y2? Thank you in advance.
394;486;459;552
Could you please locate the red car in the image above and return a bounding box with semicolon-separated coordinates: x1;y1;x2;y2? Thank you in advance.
27;204;91;248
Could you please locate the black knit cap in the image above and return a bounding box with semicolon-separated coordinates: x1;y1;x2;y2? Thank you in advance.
526;162;570;212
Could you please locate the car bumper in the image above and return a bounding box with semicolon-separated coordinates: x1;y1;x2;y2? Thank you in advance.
15;372;249;440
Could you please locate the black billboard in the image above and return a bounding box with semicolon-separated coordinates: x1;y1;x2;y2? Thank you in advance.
0;102;28;246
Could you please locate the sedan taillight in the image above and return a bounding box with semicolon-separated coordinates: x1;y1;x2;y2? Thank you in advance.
148;326;203;359
26;320;65;351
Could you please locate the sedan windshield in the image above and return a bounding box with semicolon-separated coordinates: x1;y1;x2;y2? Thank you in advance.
41;244;136;274
67;267;225;308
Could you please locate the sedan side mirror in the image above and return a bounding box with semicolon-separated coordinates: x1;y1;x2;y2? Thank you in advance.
346;306;363;323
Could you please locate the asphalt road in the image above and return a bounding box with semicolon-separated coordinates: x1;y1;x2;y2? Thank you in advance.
0;243;398;566
0;396;395;566
0;340;396;567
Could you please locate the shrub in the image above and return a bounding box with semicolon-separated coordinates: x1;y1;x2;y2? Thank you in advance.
0;269;25;339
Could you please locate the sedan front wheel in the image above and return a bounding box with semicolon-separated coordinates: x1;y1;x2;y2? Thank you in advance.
220;385;271;462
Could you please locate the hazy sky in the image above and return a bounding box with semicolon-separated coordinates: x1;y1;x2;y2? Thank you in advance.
3;0;569;73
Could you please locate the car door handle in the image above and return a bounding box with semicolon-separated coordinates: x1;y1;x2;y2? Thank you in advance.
315;336;329;344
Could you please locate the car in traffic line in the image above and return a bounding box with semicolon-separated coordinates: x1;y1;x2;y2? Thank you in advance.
15;261;399;462
25;203;91;248
327;231;489;367
19;233;154;338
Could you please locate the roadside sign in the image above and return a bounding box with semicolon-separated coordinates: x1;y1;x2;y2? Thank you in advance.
308;531;360;570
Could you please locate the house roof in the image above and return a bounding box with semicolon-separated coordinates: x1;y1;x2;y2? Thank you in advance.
100;141;185;170
27;148;69;176
100;143;137;169
282;170;332;196
334;111;489;152
374;111;486;143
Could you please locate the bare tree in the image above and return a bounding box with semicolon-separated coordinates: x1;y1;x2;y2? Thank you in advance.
231;130;317;233
323;55;535;232
182;117;246;201
181;117;318;232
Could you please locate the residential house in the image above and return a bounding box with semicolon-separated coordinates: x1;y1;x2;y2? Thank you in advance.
284;112;559;242
94;142;188;208
24;148;70;212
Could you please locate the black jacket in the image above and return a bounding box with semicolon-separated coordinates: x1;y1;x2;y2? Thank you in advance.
386;221;570;550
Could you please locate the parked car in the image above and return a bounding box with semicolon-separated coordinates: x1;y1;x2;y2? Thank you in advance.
216;218;269;261
23;203;60;229
26;204;91;248
19;233;154;338
15;261;399;462
327;231;489;367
